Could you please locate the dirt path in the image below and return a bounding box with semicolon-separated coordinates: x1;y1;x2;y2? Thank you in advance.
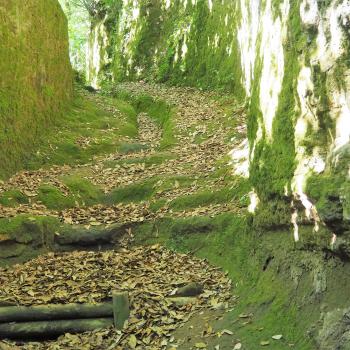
0;83;247;349
0;83;246;227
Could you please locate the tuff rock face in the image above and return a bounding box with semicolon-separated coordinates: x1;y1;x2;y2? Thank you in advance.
85;0;350;250
0;0;72;178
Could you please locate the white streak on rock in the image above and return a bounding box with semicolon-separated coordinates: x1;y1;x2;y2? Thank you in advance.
237;0;260;95
300;0;319;28
248;190;260;213
229;139;250;178
291;208;299;242
259;0;290;139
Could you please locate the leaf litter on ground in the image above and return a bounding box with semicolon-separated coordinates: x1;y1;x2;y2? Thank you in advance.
0;82;246;223
0;245;233;349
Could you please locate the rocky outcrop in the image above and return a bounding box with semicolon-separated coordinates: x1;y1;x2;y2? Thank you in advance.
0;0;72;178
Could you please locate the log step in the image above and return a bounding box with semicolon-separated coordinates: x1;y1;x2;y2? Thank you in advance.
0;291;130;340
0;318;113;340
0;302;113;323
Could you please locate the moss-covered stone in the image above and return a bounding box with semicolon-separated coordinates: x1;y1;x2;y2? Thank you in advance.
0;215;61;265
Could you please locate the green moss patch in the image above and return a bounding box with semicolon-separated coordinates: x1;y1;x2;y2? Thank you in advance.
22;97;113;169
115;99;139;137
103;178;158;204
37;185;75;210
36;177;103;210
63;176;103;206
19;95;137;171
113;90;177;150
169;179;250;211
118;142;149;154
0;190;29;207
104;153;176;169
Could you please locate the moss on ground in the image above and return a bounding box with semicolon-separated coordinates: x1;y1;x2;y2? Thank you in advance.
24;97;114;169
20;95;137;171
117;142;149;154
113;90;177;150
0;190;29;207
63;176;103;206
103;153;177;168
103;178;158;204
37;185;75;210
169;181;250;211
114;99;139;137
36;176;104;210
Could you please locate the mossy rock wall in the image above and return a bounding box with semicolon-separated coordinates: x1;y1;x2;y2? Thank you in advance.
0;0;73;178
86;0;244;96
86;0;350;248
243;0;350;252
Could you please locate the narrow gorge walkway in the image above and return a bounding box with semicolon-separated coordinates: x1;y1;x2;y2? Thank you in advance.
0;83;249;349
0;83;246;226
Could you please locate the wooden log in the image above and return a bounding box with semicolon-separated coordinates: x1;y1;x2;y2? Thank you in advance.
174;282;203;297
166;297;198;306
0;318;113;340
112;291;129;329
0;302;113;323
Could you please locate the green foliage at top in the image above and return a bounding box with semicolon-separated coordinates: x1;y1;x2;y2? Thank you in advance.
59;0;90;73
